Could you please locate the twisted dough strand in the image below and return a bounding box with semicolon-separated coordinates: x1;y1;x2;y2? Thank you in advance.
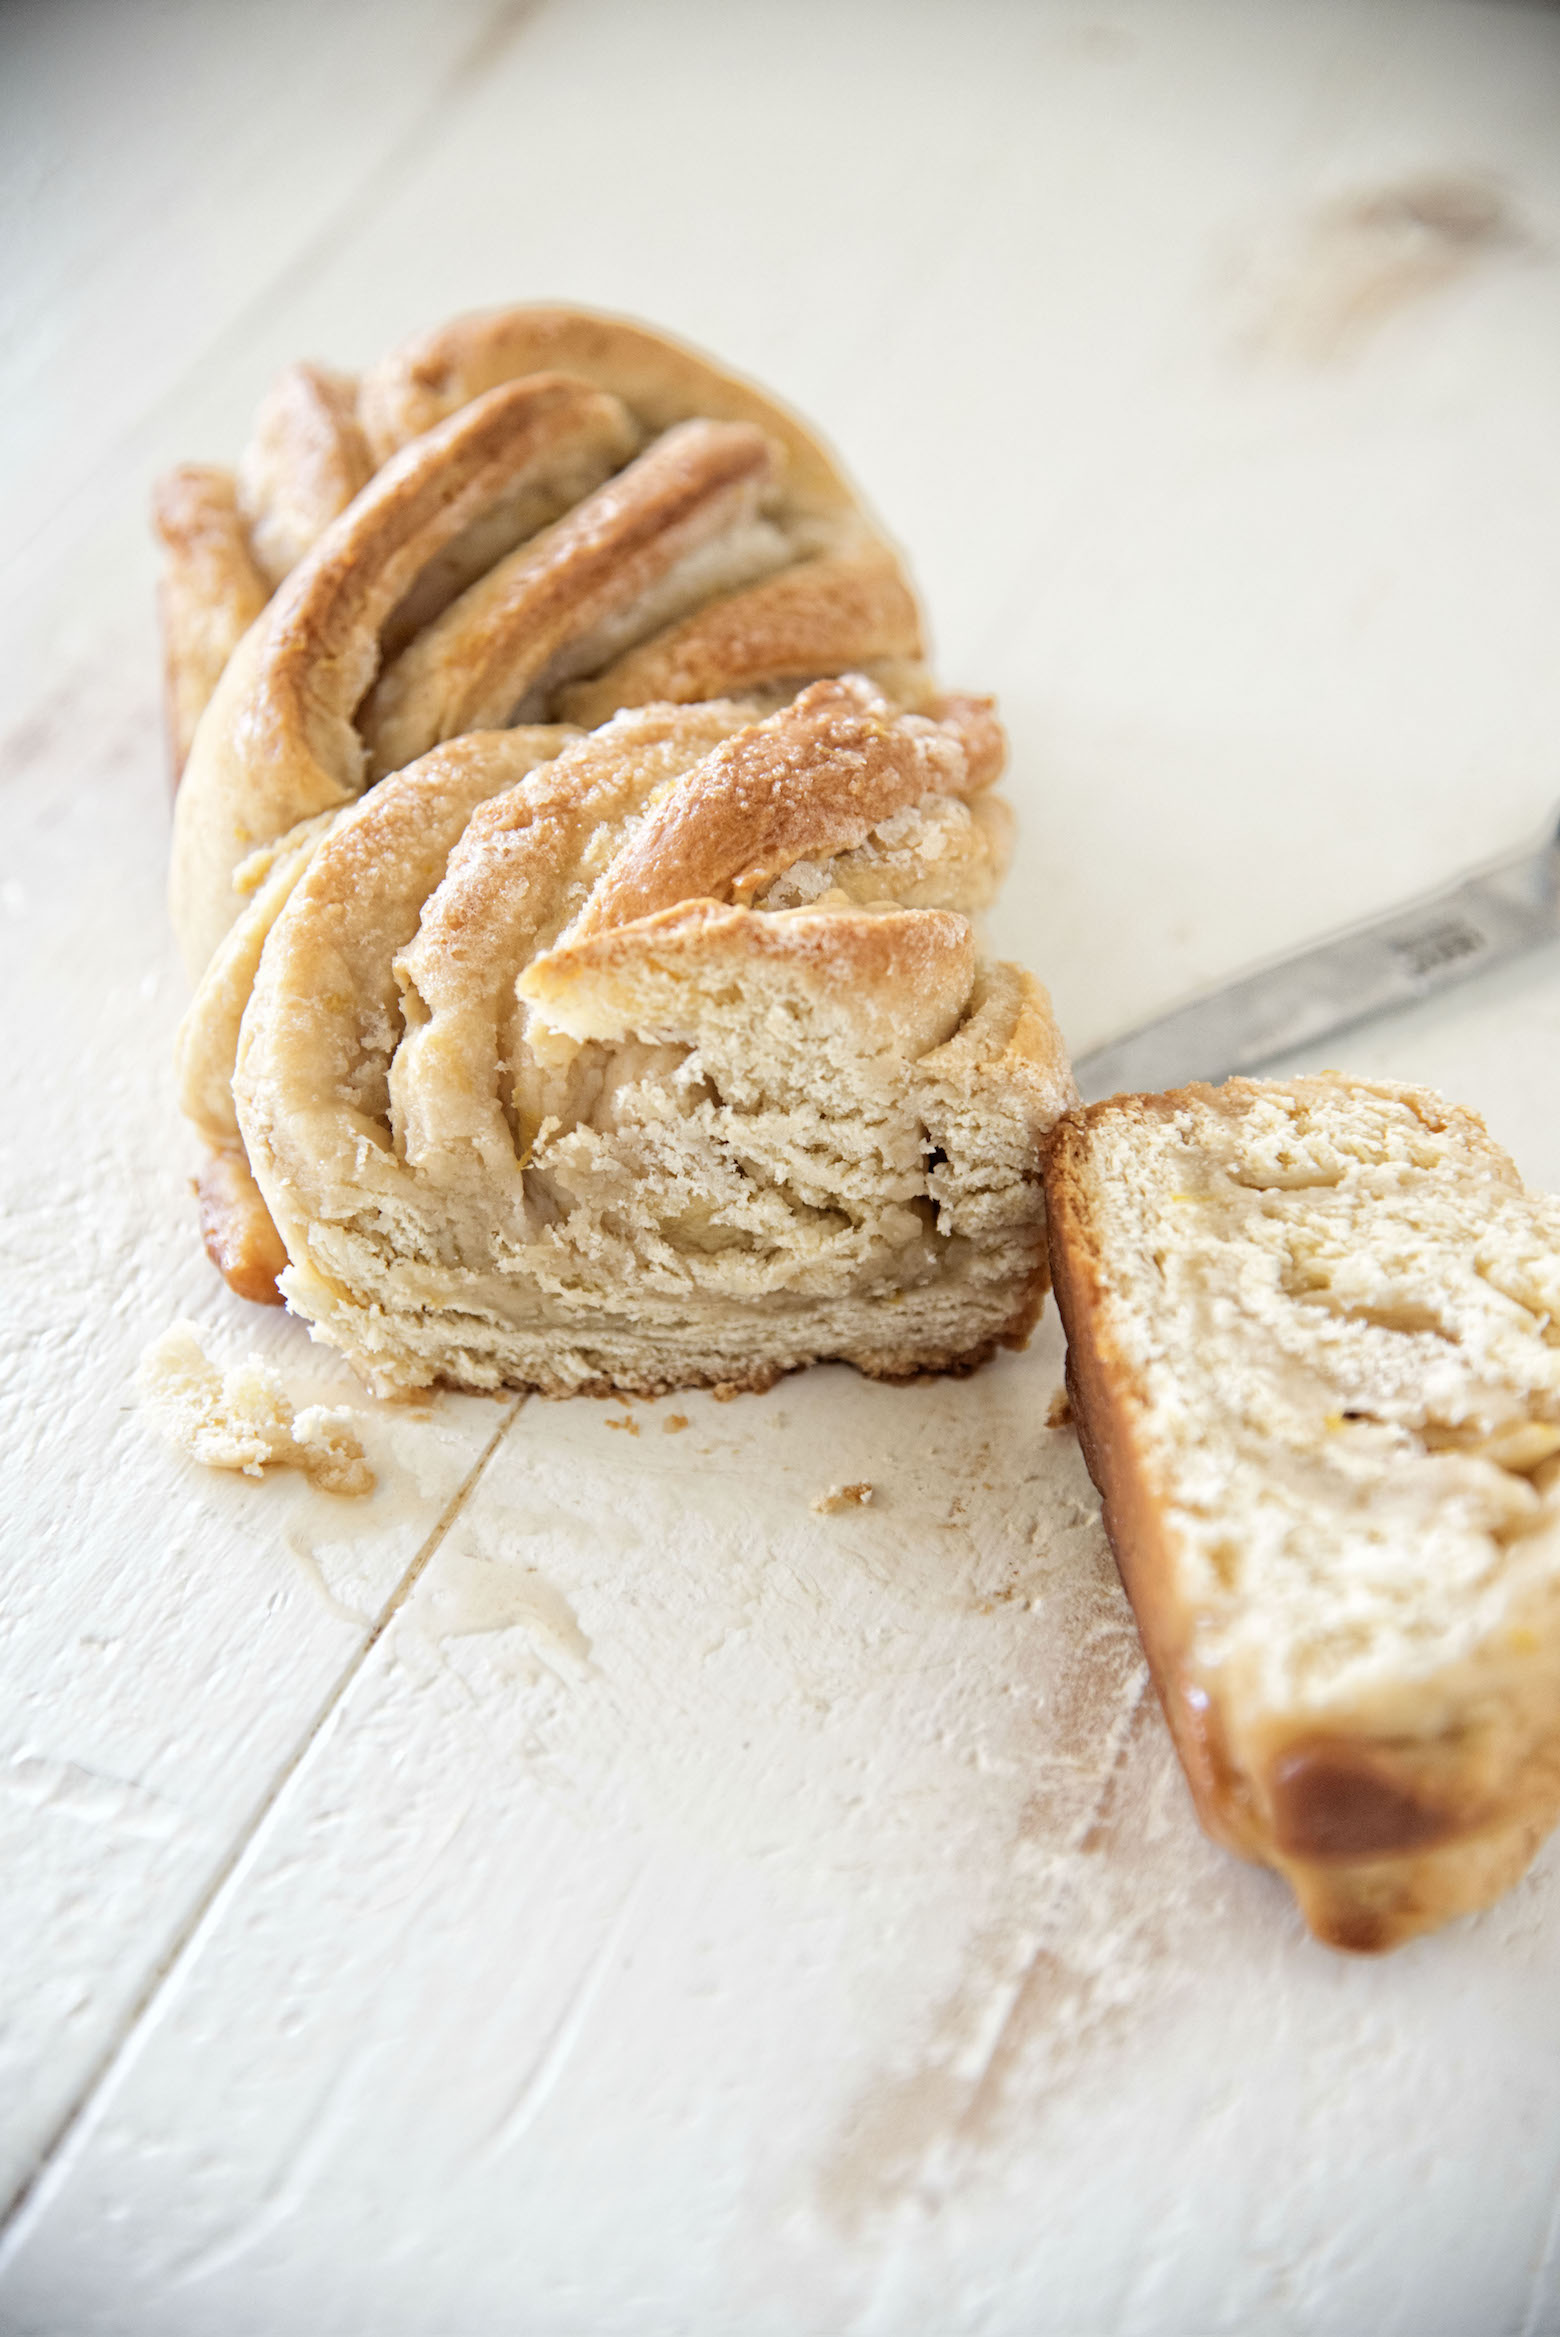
157;307;1072;1380
171;374;638;973
358;417;785;781
152;467;269;781
159;307;926;842
236;362;373;589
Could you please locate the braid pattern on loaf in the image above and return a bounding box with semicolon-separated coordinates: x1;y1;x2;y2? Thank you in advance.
156;307;1075;1393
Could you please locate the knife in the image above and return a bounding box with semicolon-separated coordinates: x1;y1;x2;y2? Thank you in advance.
1071;805;1560;1103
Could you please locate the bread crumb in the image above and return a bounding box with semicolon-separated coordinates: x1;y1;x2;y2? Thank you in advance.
1047;1388;1074;1430
606;1414;640;1436
812;1482;875;1514
663;1414;690;1434
137;1323;375;1498
711;1382;742;1404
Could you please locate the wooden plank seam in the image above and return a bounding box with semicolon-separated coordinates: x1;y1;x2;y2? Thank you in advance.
0;0;549;601
0;0;552;2250
0;1394;526;2252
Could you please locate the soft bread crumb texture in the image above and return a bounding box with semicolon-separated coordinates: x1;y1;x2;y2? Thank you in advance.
219;684;1072;1400
1045;1075;1560;1951
137;1323;376;1498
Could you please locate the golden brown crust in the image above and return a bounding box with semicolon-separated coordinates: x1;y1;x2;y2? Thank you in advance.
157;306;927;815
356;303;857;516
554;546;923;727
151;466;269;782
236;362;374;588
168;312;933;983
1280;1813;1558;1953
1267;1738;1460;1859
195;1146;288;1305
261;376;621;772
357;416;772;781
171;375;633;975
566;677;1004;941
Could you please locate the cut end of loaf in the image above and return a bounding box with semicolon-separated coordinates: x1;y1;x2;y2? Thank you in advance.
219;687;1075;1400
265;943;1068;1402
1045;1074;1560;1951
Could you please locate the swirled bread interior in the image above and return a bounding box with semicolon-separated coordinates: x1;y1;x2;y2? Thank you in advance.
1045;1077;1560;1951
212;682;1071;1396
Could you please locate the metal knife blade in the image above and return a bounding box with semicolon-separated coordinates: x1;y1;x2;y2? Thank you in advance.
1072;807;1560;1104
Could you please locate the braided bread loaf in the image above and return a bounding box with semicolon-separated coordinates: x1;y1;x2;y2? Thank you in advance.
159;307;1074;1397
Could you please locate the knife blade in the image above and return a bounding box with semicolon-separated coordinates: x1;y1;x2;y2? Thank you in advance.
1072;806;1560;1104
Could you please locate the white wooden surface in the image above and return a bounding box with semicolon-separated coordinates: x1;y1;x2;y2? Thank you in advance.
4;4;1560;2331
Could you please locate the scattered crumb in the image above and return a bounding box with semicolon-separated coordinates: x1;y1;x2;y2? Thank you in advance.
812;1482;876;1515
606;1414;640;1437
1047;1388;1074;1430
137;1323;375;1497
663;1414;690;1435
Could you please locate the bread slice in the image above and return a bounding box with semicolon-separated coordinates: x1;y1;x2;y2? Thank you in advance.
1044;1075;1560;1952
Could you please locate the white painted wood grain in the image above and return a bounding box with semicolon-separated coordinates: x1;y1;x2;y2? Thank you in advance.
0;0;510;697
0;634;520;2211
6;2;1560;2330
8;1341;1560;2333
